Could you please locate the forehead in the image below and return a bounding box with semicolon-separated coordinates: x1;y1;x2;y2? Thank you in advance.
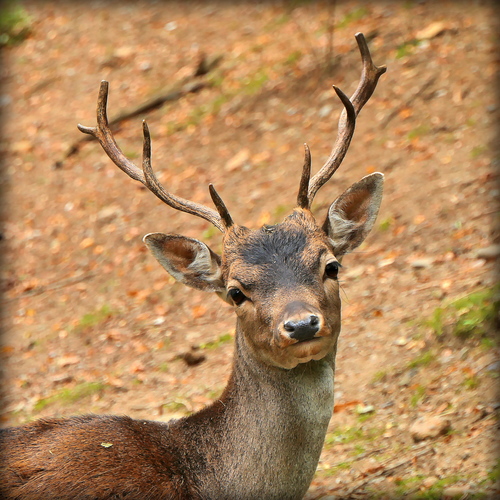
223;211;330;286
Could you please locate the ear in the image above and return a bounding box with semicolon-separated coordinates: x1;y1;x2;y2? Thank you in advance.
323;172;384;257
143;233;225;293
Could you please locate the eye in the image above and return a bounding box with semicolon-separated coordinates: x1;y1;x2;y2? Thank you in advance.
228;288;247;306
325;261;340;280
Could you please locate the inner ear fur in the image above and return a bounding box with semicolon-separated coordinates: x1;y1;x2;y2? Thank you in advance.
323;172;384;257
143;233;225;292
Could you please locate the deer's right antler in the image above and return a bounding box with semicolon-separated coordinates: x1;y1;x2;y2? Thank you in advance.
300;33;386;209
78;81;230;232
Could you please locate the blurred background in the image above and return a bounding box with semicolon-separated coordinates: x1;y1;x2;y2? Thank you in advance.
1;1;498;497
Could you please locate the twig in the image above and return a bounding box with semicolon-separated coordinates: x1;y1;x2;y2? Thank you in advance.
53;54;223;169
380;75;437;128
336;443;434;497
3;272;96;303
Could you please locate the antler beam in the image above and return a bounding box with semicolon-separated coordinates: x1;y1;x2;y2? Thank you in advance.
78;81;227;232
306;33;386;206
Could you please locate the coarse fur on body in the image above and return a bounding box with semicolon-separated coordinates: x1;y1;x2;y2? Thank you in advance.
1;33;386;500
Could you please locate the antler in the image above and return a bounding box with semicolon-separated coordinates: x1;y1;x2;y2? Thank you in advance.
302;33;386;208
78;80;231;232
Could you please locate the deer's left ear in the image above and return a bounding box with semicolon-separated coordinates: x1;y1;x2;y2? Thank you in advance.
323;172;384;257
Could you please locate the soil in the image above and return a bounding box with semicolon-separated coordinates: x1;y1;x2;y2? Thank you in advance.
1;1;499;498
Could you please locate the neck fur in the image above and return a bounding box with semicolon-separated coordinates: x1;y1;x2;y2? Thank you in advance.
199;331;336;499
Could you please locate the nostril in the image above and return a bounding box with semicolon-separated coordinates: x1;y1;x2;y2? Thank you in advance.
283;315;321;342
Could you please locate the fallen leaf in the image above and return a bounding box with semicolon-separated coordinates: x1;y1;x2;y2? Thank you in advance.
334;400;361;412
192;305;207;319
416;21;447;40
80;237;94;249
56;355;81;367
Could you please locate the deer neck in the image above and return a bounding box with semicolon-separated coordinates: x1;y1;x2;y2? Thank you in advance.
201;325;337;499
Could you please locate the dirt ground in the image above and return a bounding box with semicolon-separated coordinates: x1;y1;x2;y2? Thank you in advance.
1;1;499;498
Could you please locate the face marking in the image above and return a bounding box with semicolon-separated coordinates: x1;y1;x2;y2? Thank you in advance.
219;210;341;368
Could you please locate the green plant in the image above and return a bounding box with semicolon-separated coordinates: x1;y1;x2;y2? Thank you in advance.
202;226;218;241
199;332;233;350
413;475;461;499
0;1;32;46
487;458;500;483
372;370;387;383
34;382;107;412
470;145;487;159
463;374;480;390
161;400;191;415
378;217;393;231
336;7;369;29
75;304;114;331
407;350;435;369
424;307;444;336
318;460;351;476
396;39;421;59
324;425;384;447
242;70;269;95
407;124;430;140
450;288;497;338
410;384;426;407
424;286;498;342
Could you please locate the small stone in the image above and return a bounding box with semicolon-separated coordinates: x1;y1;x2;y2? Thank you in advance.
476;244;500;260
422;476;439;488
410;415;451;442
410;258;433;269
225;148;250;172
442;486;469;498
356;404;375;414
318;104;333;118
395;337;409;346
97;205;123;223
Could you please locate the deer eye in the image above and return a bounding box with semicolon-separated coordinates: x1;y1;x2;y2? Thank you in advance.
228;288;247;306
325;261;340;280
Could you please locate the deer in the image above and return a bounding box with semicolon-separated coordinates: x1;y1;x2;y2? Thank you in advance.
0;33;386;500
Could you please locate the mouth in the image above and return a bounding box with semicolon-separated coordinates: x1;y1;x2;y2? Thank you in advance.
295;336;321;345
287;335;332;359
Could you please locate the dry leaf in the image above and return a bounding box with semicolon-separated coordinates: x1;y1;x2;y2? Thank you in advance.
333;400;361;412
416;22;447;40
191;305;207;319
80;237;94;249
56;355;81;367
225;148;250;172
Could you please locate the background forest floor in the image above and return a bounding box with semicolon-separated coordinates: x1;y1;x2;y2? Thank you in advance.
1;1;499;498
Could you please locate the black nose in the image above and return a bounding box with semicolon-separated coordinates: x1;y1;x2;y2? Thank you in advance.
283;314;320;342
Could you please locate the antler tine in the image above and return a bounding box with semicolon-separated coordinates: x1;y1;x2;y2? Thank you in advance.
141;123;225;232
209;184;234;229
78;81;225;233
78;81;146;184
296;143;312;209
307;33;386;204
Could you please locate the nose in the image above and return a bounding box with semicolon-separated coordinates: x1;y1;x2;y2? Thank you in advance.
280;301;322;343
284;314;320;342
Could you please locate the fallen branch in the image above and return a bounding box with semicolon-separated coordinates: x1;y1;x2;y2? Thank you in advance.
380;75;437;128
3;272;96;303
54;54;223;169
334;443;435;497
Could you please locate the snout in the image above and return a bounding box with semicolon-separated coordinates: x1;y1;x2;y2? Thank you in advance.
277;301;324;347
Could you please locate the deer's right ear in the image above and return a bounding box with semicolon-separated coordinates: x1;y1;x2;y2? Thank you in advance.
143;233;225;293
